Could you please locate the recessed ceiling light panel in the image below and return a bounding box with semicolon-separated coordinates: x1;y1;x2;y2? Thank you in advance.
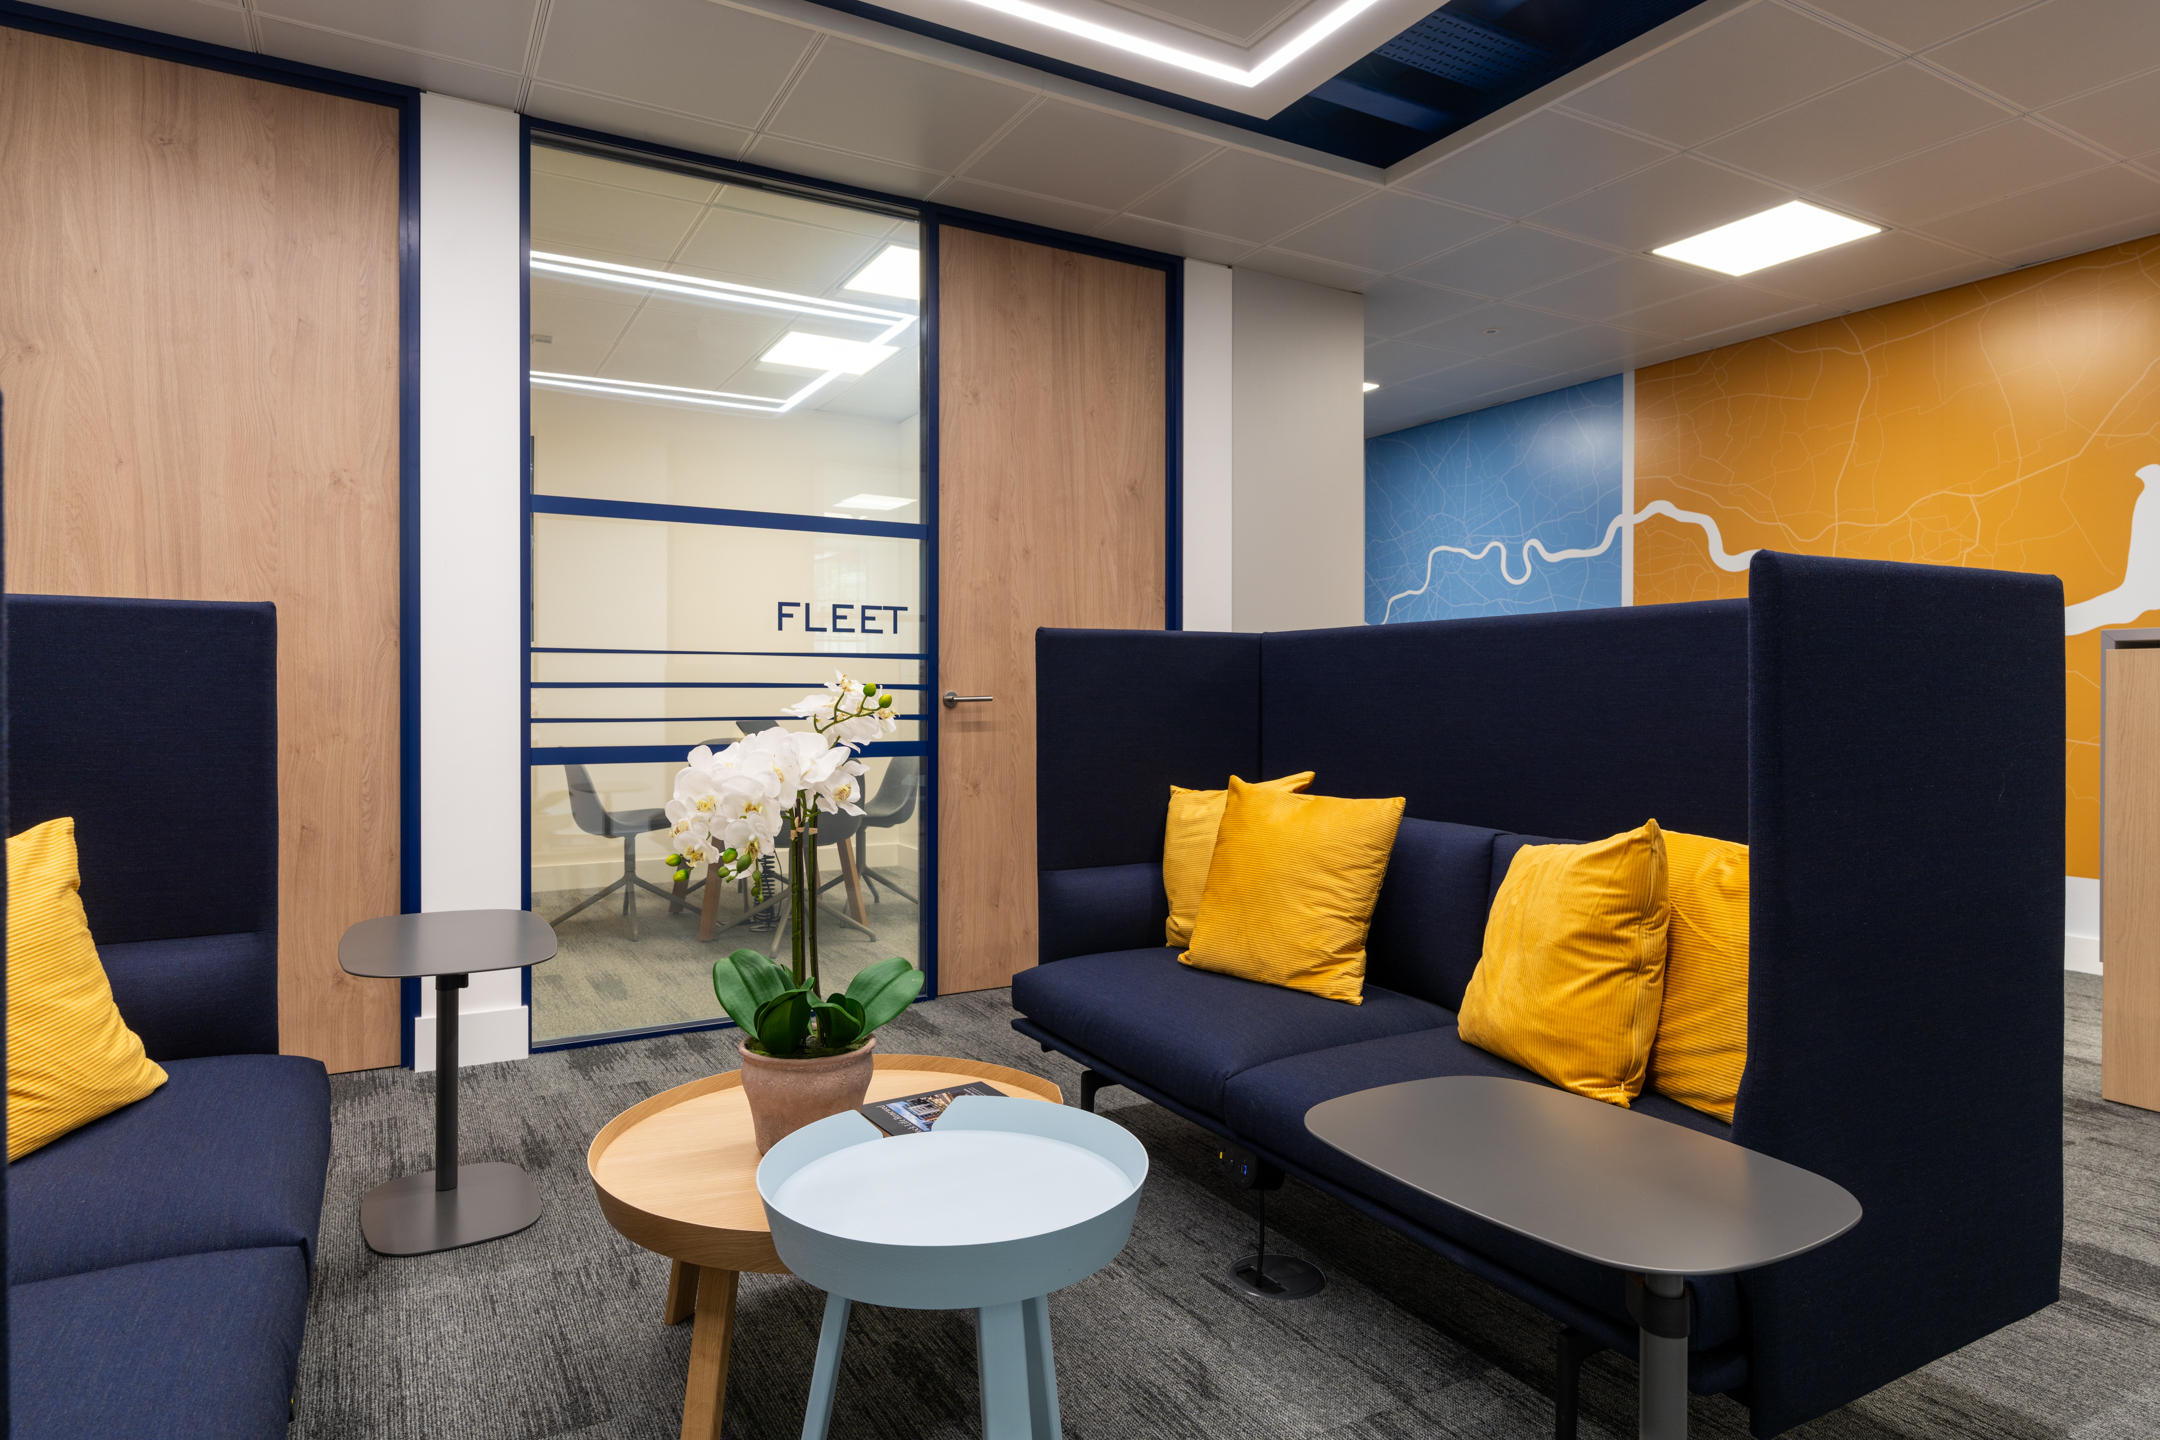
834;493;917;510
845;245;921;300
760;333;901;375
1653;201;1881;277
1363;381;1380;392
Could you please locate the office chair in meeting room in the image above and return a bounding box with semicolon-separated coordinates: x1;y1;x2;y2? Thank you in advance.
553;764;676;940
852;756;920;906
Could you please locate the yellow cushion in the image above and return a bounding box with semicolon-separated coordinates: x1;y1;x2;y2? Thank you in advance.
1648;830;1750;1122
1458;821;1670;1106
6;818;168;1161
1163;771;1314;947
1180;777;1405;1005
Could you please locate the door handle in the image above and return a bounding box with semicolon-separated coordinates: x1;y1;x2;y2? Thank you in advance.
942;691;993;709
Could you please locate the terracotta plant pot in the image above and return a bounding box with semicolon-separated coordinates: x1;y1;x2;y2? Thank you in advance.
739;1036;878;1155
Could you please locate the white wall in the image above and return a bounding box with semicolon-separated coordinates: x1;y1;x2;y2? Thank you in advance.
1228;269;1366;633
416;93;528;1070
1182;260;1234;631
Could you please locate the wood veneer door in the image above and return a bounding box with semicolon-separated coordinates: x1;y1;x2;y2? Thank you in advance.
0;28;402;1072
2104;646;2160;1110
936;227;1165;994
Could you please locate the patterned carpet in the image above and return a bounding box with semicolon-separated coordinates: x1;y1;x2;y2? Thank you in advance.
293;974;2160;1439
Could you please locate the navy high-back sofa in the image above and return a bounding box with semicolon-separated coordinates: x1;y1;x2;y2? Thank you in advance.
1013;552;2064;1438
6;595;332;1437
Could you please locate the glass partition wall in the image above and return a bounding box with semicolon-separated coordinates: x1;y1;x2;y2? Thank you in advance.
526;139;926;1045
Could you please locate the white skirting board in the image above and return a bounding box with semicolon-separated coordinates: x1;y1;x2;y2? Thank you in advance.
412;1006;531;1072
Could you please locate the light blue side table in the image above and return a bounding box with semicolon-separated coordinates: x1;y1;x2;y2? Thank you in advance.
758;1095;1148;1440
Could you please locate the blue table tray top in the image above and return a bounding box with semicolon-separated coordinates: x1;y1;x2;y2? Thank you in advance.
759;1096;1148;1440
1308;1076;1861;1440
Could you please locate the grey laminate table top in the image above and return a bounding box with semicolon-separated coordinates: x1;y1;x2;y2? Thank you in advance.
1305;1076;1860;1277
337;909;557;980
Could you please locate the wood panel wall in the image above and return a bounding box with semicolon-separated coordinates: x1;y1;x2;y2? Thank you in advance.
937;226;1166;994
0;28;403;1072
2104;644;2160;1111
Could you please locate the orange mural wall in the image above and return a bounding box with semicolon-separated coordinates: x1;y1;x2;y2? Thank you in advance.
1634;235;2160;879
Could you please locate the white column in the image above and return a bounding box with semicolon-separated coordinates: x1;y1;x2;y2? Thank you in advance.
416;92;528;1068
1621;368;1637;607
1182;260;1234;631
1229;269;1366;632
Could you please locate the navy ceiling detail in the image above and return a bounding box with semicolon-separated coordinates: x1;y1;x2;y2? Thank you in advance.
807;0;1709;168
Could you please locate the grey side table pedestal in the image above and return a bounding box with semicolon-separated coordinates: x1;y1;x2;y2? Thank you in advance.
339;909;558;1257
1306;1076;1860;1440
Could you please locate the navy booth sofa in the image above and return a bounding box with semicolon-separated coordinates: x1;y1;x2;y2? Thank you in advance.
1014;552;2065;1438
5;595;333;1437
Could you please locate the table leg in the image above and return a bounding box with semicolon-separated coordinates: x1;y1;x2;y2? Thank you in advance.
436;973;466;1191
1021;1294;1060;1440
802;1291;852;1440
680;1267;739;1440
670;873;692;917
699;861;722;943
836;841;868;924
976;1300;1045;1440
664;1260;699;1326
1637;1273;1689;1440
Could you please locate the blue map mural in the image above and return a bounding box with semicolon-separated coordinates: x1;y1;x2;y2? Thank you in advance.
1366;376;1625;624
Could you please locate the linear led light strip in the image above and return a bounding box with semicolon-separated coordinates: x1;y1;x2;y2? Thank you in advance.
531;371;787;414
950;0;1385;85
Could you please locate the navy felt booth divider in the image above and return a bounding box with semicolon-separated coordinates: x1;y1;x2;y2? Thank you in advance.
1021;553;2065;1439
5;594;279;1057
1732;552;2064;1436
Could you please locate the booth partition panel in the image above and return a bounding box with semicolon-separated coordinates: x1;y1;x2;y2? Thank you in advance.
526;139;925;1046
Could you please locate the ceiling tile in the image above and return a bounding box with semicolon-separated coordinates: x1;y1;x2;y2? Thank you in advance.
531;146;720;203
1818;120;2113;226
1358;277;1490;337
255;21;525;108
1820;259;2002;314
673;206;888;298
740;135;946;201
958;101;1217;213
1489;325;1661;378
49;0;250;48
928;179;1114;236
1241;249;1381;291
258;0;538;71
1560;3;1893;149
525;85;754;162
2041;72;2160;159
1983;211;2160;268
1361;340;1464;386
1475;375;1576;407
529;170;707;262
1529;155;1788;254
1395;110;1673;218
1920;164;2160;259
1511;255;1722;321
765;39;1034;174
1127;149;1373;246
537;0;816;131
1804;0;2033;51
1925;0;2160;110
1698;62;2011;190
1736;228;1987;305
1618;283;1818;340
1401;226;1616;299
1090;214;1251;264
1270;191;1503;272
1396;301;1580;357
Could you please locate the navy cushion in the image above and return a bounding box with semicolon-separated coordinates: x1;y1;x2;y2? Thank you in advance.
8;1054;331;1286
1365;819;1502;1010
102;932;280;1060
1011;947;1452;1117
1489;830;1568;906
1040;864;1169;966
1223;1026;1741;1352
10;1246;309;1439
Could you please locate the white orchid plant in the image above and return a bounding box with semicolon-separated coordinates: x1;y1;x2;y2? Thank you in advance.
661;672;911;1047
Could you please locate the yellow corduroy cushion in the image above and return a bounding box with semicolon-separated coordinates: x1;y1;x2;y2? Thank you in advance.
6;818;168;1161
1648;830;1750;1122
1163;771;1315;947
1458;821;1670;1107
1180;777;1405;1005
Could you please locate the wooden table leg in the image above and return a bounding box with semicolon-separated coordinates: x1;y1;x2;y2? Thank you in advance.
670;874;691;917
664;1259;699;1326
698;861;722;943
836;841;868;925
680;1266;739;1440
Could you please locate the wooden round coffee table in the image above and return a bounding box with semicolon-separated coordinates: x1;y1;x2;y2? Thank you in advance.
587;1053;1064;1440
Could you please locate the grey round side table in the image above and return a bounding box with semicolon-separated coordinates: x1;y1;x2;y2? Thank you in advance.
1307;1076;1861;1440
338;909;558;1257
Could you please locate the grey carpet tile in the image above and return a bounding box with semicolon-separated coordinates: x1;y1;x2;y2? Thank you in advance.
295;974;2160;1440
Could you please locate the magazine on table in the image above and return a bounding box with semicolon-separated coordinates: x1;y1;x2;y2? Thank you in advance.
860;1081;1004;1136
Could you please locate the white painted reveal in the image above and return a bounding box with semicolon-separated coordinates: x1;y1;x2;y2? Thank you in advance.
416;93;529;1066
1182;259;1233;632
2068;875;2099;974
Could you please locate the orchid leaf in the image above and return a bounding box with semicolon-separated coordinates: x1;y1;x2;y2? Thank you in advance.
812;995;867;1049
844;956;925;1035
752;987;813;1055
712;949;791;1033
